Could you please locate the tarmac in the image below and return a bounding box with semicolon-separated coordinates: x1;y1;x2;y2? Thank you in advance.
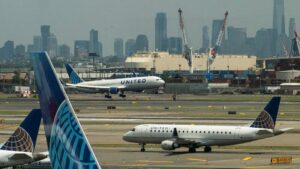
0;93;299;168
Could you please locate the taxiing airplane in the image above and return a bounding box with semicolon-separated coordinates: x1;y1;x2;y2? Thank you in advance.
65;64;165;98
0;109;47;168
123;96;291;153
31;52;101;168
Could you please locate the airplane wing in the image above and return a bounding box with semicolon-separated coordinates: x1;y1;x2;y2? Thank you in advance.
9;153;32;160
274;128;293;135
168;128;206;146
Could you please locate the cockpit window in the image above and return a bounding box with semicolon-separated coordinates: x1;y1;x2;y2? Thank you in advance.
156;79;160;81
131;128;135;132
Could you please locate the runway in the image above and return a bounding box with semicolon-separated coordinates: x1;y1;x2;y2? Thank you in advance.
0;93;299;168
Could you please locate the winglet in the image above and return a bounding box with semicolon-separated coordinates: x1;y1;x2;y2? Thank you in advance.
0;109;42;152
65;64;83;84
250;96;280;129
31;52;101;168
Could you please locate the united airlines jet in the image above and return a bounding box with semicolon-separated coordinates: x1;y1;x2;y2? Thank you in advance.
31;52;101;169
0;109;47;168
65;64;165;98
123;97;291;153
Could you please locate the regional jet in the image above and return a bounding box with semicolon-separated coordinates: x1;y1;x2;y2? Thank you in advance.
65;64;165;98
123;96;291;153
31;52;101;168
0;109;47;168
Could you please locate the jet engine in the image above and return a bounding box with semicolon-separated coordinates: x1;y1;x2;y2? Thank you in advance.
161;140;180;150
109;87;119;94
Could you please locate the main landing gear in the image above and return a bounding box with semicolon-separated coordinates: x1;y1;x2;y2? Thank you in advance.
119;93;126;98
140;143;145;152
104;94;112;99
188;147;196;153
204;146;212;152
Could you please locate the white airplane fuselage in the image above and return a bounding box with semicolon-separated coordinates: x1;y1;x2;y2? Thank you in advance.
72;76;165;93
0;150;43;168
123;124;274;147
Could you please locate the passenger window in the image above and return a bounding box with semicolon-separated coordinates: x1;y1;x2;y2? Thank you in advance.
150;130;152;132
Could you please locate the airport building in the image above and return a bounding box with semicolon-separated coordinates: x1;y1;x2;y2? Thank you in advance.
125;52;256;74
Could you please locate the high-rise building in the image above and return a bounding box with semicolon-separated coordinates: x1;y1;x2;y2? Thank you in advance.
168;37;182;54
74;40;89;60
211;20;224;51
41;25;50;51
114;38;124;58
273;0;286;36
202;26;209;49
136;34;149;52
15;44;26;58
226;26;247;54
47;34;58;58
125;39;136;57
273;0;287;56
289;18;296;39
155;13;168;51
255;28;275;58
58;44;71;58
33;36;42;51
2;41;14;59
89;29;102;57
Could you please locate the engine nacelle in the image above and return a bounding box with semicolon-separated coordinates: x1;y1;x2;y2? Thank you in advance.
109;87;119;94
161;140;180;150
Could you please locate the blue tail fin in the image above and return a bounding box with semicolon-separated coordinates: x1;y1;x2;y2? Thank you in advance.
0;109;42;152
250;96;280;129
65;64;83;84
31;52;101;169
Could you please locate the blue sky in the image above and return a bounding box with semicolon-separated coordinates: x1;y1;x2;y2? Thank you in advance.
0;0;299;56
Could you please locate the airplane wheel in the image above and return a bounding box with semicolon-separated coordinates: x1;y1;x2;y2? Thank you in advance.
188;147;196;153
204;146;211;152
141;148;145;152
105;95;112;99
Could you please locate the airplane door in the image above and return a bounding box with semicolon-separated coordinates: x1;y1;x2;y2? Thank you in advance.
234;127;241;139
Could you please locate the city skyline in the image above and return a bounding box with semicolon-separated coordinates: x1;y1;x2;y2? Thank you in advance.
0;0;300;56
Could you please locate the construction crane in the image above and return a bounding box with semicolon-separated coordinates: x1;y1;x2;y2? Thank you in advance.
206;11;228;81
178;8;193;74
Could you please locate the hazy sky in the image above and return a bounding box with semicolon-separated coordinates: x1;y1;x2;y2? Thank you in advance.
0;0;300;56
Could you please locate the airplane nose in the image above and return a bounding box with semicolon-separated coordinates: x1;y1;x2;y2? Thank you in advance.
122;132;131;141
160;79;165;85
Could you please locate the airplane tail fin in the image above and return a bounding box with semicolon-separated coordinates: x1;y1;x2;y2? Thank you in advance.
250;96;280;129
0;109;42;152
65;63;83;84
31;52;101;168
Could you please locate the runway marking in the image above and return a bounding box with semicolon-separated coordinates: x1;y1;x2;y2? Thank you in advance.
242;156;252;161
138;160;173;164
186;157;207;162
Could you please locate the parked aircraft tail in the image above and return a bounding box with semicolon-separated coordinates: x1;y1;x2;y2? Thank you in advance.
0;109;42;152
250;96;280;129
65;63;84;84
31;52;101;169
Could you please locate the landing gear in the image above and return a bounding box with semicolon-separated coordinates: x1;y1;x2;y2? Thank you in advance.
188;147;196;153
204;146;212;152
140;143;146;152
119;93;126;98
105;94;112;99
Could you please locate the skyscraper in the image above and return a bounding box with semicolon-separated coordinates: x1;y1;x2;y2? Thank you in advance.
125;39;136;57
47;34;58;58
202;26;209;49
74;40;89;60
289;18;296;39
273;0;287;56
41;25;50;51
168;37;182;54
273;0;286;36
89;29;102;57
155;13;168;51
211;20;224;49
33;36;42;51
114;38;124;58
136;34;148;52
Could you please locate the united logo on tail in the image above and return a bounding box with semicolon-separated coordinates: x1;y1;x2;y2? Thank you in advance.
0;109;41;152
31;52;101;169
250;96;280;129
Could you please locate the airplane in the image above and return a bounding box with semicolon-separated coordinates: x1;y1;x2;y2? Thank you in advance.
0;109;48;168
65;63;165;98
31;51;101;168
123;96;291;153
